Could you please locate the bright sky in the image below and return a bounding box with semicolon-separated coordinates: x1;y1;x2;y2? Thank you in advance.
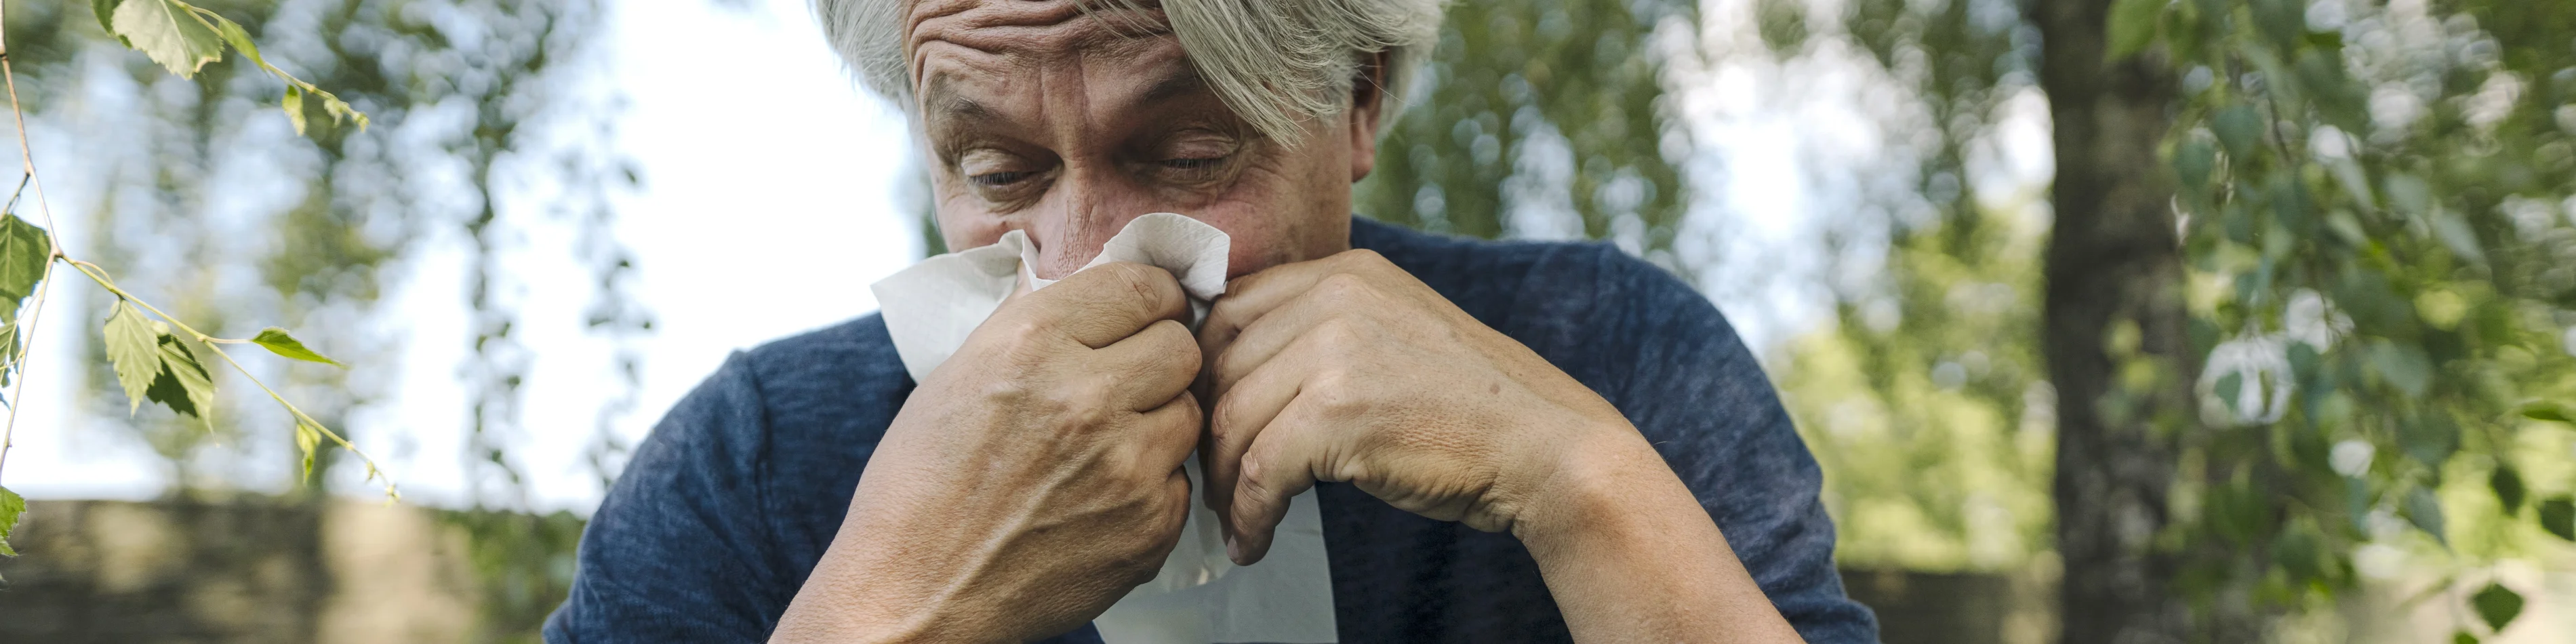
5;0;2054;512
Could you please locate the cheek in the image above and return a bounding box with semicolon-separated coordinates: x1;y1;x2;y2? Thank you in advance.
1194;142;1354;275
1192;207;1350;279
932;179;1011;250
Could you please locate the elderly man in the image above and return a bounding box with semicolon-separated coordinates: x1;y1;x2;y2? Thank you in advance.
546;1;1876;642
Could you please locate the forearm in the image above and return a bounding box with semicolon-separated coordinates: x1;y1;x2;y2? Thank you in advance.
1512;428;1807;644
770;500;992;644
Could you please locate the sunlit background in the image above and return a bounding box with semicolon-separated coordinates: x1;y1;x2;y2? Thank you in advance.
2;0;2573;642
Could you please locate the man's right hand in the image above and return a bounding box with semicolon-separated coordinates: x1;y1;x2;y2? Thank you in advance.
772;262;1203;643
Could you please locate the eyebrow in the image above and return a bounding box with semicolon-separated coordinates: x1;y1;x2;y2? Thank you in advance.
920;75;996;124
1140;68;1207;104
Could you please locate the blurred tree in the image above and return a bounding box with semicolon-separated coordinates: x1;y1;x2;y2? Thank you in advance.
2031;0;2200;639
3;0;646;639
2090;0;2576;640
1381;0;2576;641
1752;0;2065;582
1758;0;2576;639
1353;0;1695;270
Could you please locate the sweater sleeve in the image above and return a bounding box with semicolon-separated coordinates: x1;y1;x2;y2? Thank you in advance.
545;353;783;643
1583;248;1882;644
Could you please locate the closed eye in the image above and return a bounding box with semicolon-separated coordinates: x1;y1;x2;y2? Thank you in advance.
971;170;1035;187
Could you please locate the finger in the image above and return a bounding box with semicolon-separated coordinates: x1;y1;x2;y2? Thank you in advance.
1095;319;1201;411
1201;333;1314;525
1225;396;1331;567
1198;258;1339;363
1017;262;1190;348
1206;283;1371;405
1156;464;1192;552
1130;390;1204;473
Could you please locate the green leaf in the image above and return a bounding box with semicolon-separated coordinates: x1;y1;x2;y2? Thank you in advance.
2248;0;2301;49
146;328;217;431
109;0;226;77
251;327;342;367
281;85;308;136
0;214;51;307
2430;210;2487;266
2541;497;2575;541
295;420;321;482
2173;139;2216;195
207;11;258;60
0;484;23;558
2472;582;2522;632
2406;485;2446;546
92;0;121;35
2211;105;2262;161
2400;411;2459;467
2518;401;2574;424
0;322;20;389
2491;466;2526;515
2371;341;2433;398
2106;0;2165;61
103;301;161;415
2454;631;2479;644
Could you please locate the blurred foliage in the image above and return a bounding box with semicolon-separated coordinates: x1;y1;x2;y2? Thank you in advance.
1773;197;2055;573
439;508;586;644
1354;0;1695;268
2118;0;2576;637
3;0;646;638
1754;0;2060;575
1736;0;2576;637
1382;0;2576;638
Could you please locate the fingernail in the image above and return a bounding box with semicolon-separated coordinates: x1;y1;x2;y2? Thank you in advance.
1225;535;1242;563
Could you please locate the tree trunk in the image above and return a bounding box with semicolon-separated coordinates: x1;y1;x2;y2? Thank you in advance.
2030;1;2196;642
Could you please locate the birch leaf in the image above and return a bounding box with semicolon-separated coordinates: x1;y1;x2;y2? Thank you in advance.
252;327;342;367
103;301;159;415
110;0;224;77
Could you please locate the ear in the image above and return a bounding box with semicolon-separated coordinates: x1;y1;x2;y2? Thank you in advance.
1346;52;1390;183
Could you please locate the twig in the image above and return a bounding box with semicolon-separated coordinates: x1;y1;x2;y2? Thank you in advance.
0;5;75;481
64;260;394;497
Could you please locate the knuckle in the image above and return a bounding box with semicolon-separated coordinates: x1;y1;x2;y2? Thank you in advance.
1235;466;1269;502
1155;321;1203;366
1314;273;1375;304
1311;316;1361;348
1309;369;1367;417
1207;393;1243;438
1164;389;1203;418
1047;379;1117;429
1335;247;1387;267
1210;346;1245;383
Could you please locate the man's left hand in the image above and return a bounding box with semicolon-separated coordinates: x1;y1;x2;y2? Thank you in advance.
1196;249;1640;564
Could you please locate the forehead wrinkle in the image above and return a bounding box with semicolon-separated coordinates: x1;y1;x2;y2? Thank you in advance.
906;0;1171;92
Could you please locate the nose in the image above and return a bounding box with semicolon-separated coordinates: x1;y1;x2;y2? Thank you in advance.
1024;163;1150;280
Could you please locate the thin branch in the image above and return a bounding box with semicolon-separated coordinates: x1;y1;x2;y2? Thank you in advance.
0;7;76;481
65;260;395;498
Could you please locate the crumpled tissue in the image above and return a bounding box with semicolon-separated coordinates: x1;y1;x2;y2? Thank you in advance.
870;212;1340;644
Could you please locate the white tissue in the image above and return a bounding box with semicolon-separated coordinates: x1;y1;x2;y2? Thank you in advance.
870;212;1340;644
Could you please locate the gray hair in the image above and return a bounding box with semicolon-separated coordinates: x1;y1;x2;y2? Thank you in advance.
812;0;1445;143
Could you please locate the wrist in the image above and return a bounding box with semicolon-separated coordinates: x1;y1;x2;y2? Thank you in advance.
1504;422;1688;554
775;523;1000;644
